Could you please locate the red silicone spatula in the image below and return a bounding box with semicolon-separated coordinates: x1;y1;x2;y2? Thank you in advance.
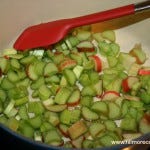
14;1;150;50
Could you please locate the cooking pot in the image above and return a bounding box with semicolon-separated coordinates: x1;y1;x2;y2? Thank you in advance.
0;0;150;149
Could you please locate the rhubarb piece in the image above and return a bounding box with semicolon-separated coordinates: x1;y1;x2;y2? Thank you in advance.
89;123;105;137
67;89;80;106
139;114;150;134
44;130;63;146
138;67;150;75
129;44;146;64
101;30;116;42
82;106;99;121
26;63;39;80
54;87;71;104
45;104;67;112
122;76;139;92
108;102;121;120
121;117;137;132
59;59;77;71
63;69;76;86
68;121;87;139
71;136;84;148
44;62;58;77
59;124;69;137
77;41;95;52
91;101;108;115
102;91;120;101
89;55;102;72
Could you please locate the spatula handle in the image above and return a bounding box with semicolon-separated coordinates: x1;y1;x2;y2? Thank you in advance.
135;0;150;12
69;1;150;28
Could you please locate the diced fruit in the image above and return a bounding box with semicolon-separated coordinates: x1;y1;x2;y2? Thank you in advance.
0;57;10;73
71;136;84;148
68;121;87;139
123;94;140;101
19;122;34;138
7;118;19;131
81;86;97;97
102;91;120;101
77;41;95;52
44;111;60;126
140;92;150;104
15;96;29;106
107;56;118;67
70;109;81;123
101;30;115;42
121;117;137;132
89;55;102;72
82;139;94;148
80;96;93;107
76;30;91;41
45;104;67;112
118;52;136;71
70;53;83;66
1;27;150;149
82;106;99;121
40;122;54;133
93;80;103;96
20;55;36;65
122;76;139;92
26;63;39;80
129;44;146;64
139;114;150;134
54;87;71;104
52;52;65;64
60;76;68;86
38;84;52;100
44;130;62;146
59;124;69;137
28;101;44;115
28;116;42;129
2;48;17;56
63;69;76;86
92;32;103;42
31;77;45;90
44;62;58;77
79;73;91;86
138;67;150;75
1;78;15;90
60;110;71;125
109;43;120;56
0;68;2;77
128;63;141;76
67;89;80;106
91;101;108;115
104;120;117;131
7;70;20;82
10;58;20;69
73;65;83;78
59;59;77;71
98;41;111;56
34;61;45;76
108;102;121;119
0;89;7;102
99;134;114;146
67;36;79;47
89;123;105;137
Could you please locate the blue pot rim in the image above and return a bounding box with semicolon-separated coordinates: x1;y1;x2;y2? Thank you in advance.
0;123;150;150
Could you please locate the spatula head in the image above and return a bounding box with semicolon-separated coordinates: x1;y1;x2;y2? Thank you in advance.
14;19;71;50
